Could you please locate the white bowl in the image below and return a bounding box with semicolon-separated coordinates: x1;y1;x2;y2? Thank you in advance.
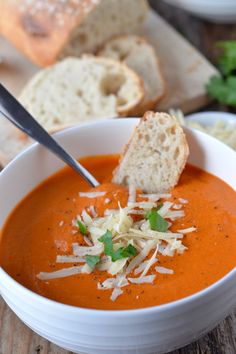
162;0;236;23
0;118;236;354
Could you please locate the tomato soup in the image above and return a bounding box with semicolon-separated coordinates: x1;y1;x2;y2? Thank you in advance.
0;155;236;310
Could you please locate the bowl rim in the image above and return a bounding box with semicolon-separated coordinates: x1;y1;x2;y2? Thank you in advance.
0;117;236;317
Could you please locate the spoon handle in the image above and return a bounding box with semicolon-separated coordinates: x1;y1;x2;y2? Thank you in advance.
0;84;99;187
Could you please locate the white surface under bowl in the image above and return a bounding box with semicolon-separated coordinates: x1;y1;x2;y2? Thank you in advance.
0;118;236;354
163;0;236;23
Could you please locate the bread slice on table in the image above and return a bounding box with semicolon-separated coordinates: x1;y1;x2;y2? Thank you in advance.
99;35;166;116
112;111;189;193
0;0;148;67
19;56;144;132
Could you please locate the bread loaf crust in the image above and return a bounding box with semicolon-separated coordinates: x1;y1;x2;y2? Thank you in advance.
0;0;148;67
99;35;166;116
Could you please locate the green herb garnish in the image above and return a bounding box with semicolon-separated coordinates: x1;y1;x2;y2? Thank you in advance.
146;207;168;232
206;40;236;106
99;230;137;262
207;75;236;106
85;255;101;270
77;220;87;235
146;203;163;220
98;230;113;255
111;244;138;262
217;41;236;75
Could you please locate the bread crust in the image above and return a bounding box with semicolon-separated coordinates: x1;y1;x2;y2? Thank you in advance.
0;0;148;67
99;35;166;116
123;37;166;116
0;0;96;66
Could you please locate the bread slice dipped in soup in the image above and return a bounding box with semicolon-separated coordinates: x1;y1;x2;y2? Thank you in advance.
0;112;236;310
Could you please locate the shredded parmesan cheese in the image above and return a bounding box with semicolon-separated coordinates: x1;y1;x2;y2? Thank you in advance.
73;244;103;256
37;266;83;280
38;188;197;301
111;287;123;301
108;258;128;275
140;245;159;277
128;275;156;284
127;209;146;215
178;198;188;204
56;255;84;263
165;210;185;220
177;227;197;234
126;241;155;274
79;191;106;198
172;204;182;210
128;201;157;209
158;202;173;217
81;210;93;224
89;205;97;218
104;209;119;216
134;257;158;275
83;235;93;246
155;266;174;274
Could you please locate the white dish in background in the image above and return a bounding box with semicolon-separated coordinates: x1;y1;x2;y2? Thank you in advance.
163;0;236;23
0;118;236;354
186;111;236;127
171;109;236;146
185;111;236;151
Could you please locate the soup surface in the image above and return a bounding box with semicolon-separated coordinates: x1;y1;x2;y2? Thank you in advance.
0;155;236;310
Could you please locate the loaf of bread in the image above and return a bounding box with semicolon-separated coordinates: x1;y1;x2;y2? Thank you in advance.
99;36;166;115
0;0;148;67
112;111;189;193
19;56;144;131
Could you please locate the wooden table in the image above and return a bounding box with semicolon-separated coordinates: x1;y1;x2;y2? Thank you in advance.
1;2;236;354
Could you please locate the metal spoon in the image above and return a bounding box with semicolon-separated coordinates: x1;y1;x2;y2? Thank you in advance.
0;84;99;187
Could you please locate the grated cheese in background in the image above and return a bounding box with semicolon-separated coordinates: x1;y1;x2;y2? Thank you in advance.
170;109;236;151
37;192;197;301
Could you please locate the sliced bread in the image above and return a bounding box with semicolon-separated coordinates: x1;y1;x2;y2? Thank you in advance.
61;0;149;61
112;111;189;193
99;35;165;116
19;56;144;131
0;0;148;67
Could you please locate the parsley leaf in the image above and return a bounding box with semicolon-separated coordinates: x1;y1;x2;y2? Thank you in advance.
206;40;236;106
99;230;137;262
77;220;87;235
217;41;236;76
85;255;100;270
111;244;138;262
146;203;163;220
206;75;236;106
146;207;168;232
98;230;113;255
